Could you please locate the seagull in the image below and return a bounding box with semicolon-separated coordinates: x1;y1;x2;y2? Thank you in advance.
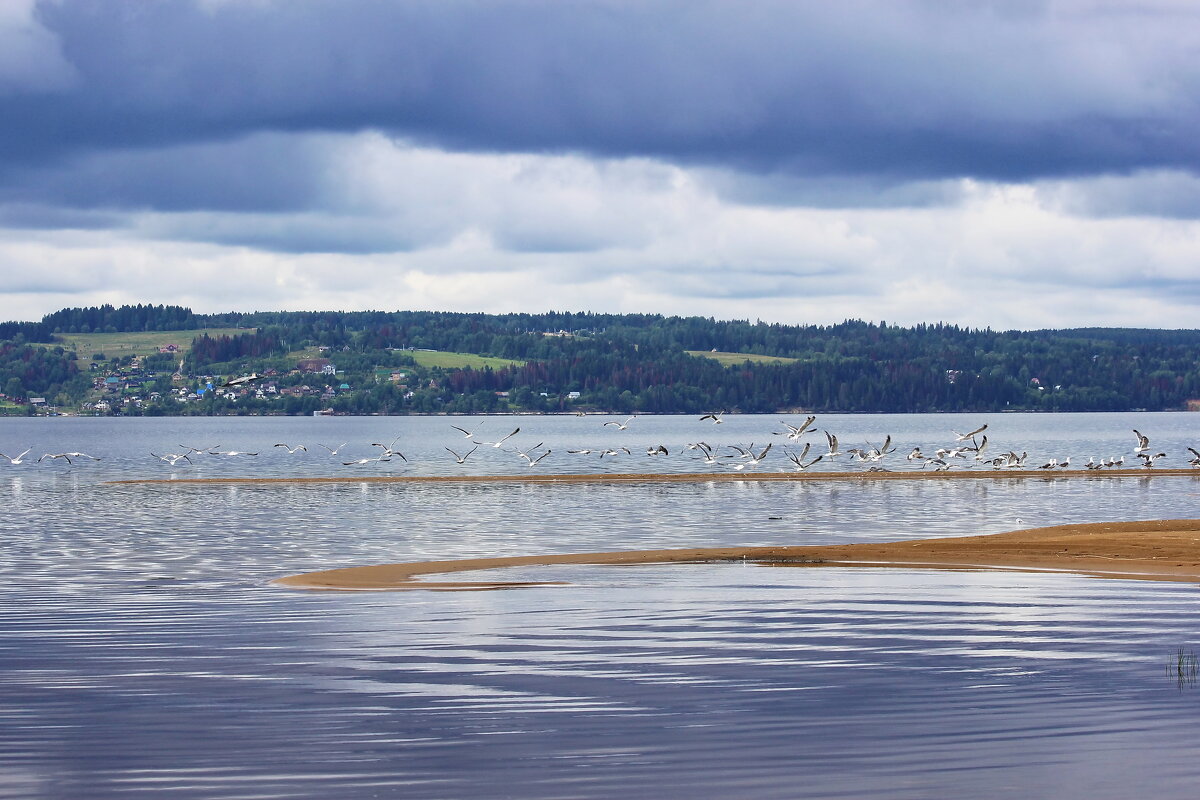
700;411;725;424
48;451;101;462
1188;447;1200;468
776;416;817;440
567;448;596;455
693;442;720;465
151;451;192;466
521;449;552;467
475;427;520;448
953;423;988;442
344;455;391;466
1106;455;1125;468
603;416;636;431
823;431;842;458
220;373;262;387
646;444;669;456
907;447;925;461
316;442;349;455
1132;429;1151;454
370;439;408;462
450;423;483;439
209;449;259;457
273;443;307;454
729;442;772;468
599;447;631;458
971;436;990;461
1137;451;1167;467
784;444;822;471
180;444;219;455
0;448;33;464
445;445;477;464
511;442;545;460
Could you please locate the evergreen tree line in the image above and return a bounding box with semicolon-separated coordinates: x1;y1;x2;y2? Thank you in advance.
3;304;1200;412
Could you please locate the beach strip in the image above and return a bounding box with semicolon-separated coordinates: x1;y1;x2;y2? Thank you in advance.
273;518;1200;590
113;467;1200;486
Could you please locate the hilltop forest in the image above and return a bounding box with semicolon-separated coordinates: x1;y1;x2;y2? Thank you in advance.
2;304;1200;415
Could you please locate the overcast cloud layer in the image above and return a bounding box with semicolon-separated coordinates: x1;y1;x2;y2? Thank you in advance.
2;0;1200;329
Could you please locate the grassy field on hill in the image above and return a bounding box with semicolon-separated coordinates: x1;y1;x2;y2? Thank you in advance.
405;350;526;369
686;350;799;366
53;328;250;361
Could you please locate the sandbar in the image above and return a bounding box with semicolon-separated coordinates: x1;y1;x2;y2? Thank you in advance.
273;518;1200;591
113;467;1200;486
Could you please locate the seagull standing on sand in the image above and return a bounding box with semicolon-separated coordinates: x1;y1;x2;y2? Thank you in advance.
1137;451;1167;468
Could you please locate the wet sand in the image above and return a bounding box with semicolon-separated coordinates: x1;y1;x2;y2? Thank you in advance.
114;467;1200;486
273;518;1200;591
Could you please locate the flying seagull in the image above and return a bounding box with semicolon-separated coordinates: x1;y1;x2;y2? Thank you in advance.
0;448;32;465
316;442;348;455
953;423;988;442
1132;429;1151;454
151;451;192;466
776;416;817;440
700;411;725;424
475;427;520;448
220;373;262;388
445;446;477;464
603;416;636;430
273;443;307;454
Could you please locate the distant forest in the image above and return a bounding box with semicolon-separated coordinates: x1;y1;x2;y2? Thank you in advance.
4;303;1200;414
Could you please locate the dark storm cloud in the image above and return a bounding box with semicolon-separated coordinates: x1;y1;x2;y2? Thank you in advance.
0;133;328;212
5;0;1200;184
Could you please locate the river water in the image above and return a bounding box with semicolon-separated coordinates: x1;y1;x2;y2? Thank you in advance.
2;412;1199;798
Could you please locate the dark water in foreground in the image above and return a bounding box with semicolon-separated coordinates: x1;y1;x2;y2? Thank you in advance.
2;413;1200;798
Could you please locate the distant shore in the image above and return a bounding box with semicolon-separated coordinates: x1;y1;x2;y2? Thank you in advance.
273;518;1200;591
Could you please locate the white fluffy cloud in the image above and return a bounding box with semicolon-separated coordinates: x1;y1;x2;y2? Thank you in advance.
3;133;1200;329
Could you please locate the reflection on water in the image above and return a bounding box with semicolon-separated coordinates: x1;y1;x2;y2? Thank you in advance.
2;414;1200;799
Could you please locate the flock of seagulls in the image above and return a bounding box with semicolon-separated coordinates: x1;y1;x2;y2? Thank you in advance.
3;414;1199;474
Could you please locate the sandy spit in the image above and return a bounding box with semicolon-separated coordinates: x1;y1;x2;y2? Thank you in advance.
112;468;1200;486
272;519;1200;591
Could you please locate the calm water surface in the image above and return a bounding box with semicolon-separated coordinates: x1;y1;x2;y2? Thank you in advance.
2;413;1199;799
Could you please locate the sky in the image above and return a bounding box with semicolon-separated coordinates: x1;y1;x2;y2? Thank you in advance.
2;0;1200;330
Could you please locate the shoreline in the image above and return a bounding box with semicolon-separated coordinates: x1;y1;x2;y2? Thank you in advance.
273;518;1200;591
111;467;1200;486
